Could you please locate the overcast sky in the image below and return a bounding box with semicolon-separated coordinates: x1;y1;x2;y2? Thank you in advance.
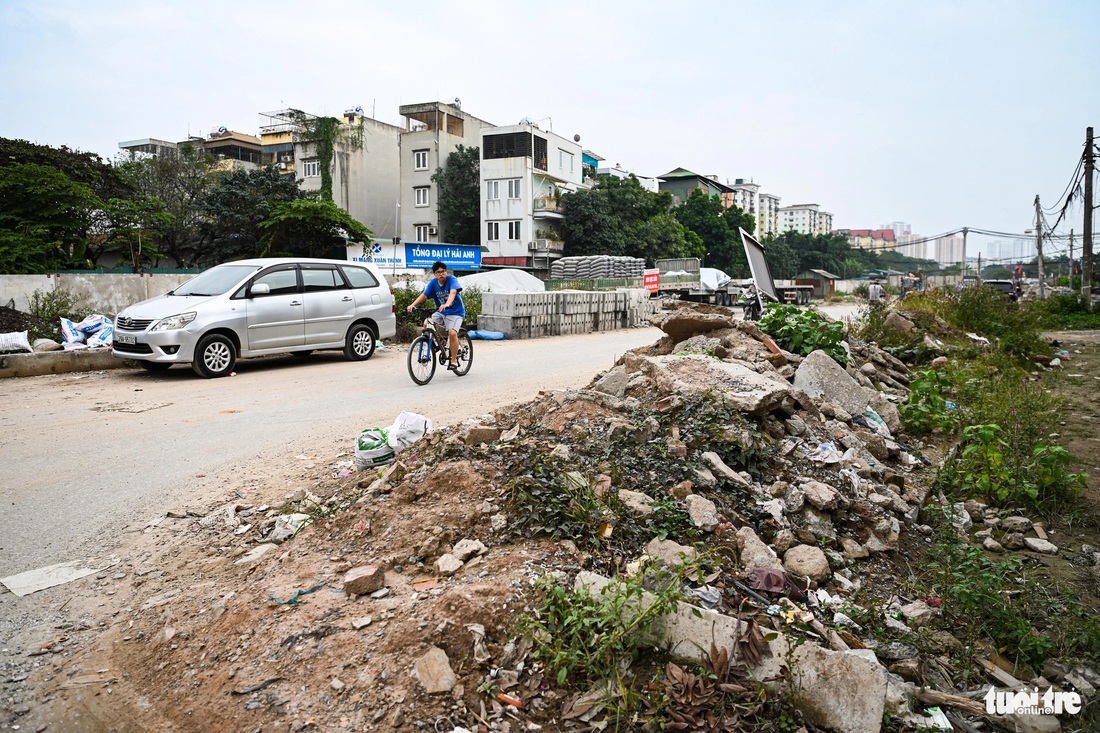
2;1;1097;260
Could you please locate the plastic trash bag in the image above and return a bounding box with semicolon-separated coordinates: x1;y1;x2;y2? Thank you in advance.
809;442;843;464
861;407;892;438
467;330;505;340
386;411;432;451
355;428;395;470
60;314;114;349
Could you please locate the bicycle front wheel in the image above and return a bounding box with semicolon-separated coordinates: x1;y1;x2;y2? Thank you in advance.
452;332;473;376
407;335;436;385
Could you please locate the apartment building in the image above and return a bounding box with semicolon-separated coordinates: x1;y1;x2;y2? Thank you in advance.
720;179;782;239
398;101;494;245
778;203;834;236
480;122;591;270
934;235;965;265
120;129;266;172
759;193;781;238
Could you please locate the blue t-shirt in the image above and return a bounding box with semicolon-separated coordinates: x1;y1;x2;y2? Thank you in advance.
424;275;465;317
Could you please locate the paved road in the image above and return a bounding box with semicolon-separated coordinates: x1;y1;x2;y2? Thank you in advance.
0;327;662;578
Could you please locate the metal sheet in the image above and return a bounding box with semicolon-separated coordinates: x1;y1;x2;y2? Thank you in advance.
739;228;778;302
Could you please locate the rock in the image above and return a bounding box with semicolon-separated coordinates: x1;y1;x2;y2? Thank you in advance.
841;537;869;560
619;489;655;516
772;529;797;555
452;538;487;562
1002;532;1027;550
648;311;734;341
898;600;936;627
875;641;919;661
268;512;312;543
931;355;949;367
783;545;831;582
435;554;464;576
592;367;630;397
344;565;385;596
1001;516;1033;532
793;350;901;433
684;494;719;531
889;658;922;683
692;467;717;488
646;538;697;568
736;526;782;570
414;646;457;693
801;480;838;511
1024;537;1059;554
982;537;1005;553
234;543;278;566
624;354;793;415
786;645;889;733
464;426;501;445
351;616;373;630
884;311;915;334
669;480;694;500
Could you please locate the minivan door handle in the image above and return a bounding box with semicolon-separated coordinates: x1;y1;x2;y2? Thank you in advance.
289;300;302;307
341;296;353;302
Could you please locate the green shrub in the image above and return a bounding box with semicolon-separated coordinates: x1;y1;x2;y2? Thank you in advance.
1028;293;1100;330
759;303;848;364
900;370;960;435
27;288;85;342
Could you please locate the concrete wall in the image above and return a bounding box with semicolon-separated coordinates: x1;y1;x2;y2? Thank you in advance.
0;273;194;317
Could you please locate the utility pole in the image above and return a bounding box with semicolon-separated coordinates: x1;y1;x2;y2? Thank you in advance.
1084;127;1094;297
1035;195;1046;300
961;227;968;279
1069;229;1075;284
977;253;982;283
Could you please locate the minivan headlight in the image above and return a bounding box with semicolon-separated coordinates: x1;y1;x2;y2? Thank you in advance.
151;312;197;331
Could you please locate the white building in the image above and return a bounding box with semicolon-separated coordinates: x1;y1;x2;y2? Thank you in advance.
896;232;928;260
934;235;965;265
480;122;589;271
722;179;782;239
778;203;833;235
397;101;495;245
596;163;659;192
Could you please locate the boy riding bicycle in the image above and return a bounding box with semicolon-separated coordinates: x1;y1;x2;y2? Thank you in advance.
406;261;465;371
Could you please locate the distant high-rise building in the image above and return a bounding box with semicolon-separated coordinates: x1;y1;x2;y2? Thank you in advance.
896;231;927;260
778;203;833;235
882;221;912;238
934;235;965;265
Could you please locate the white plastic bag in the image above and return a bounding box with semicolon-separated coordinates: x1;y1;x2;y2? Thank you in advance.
387;411;432;451
355;428;395;470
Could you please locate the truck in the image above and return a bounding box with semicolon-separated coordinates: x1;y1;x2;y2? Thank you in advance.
655;249;814;309
654;257;741;306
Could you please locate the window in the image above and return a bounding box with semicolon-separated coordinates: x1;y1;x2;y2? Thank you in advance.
487;222;500;241
486;180;499;200
414;186;429;207
303;159;320;178
413;149;429;170
339;265;379;289
507;178;521;199
415;224;431;241
508;221;521;240
300;265;345;292
559;149;573;173
251;266;299;296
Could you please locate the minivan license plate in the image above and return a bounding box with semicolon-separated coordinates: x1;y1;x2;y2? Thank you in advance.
115;333;136;345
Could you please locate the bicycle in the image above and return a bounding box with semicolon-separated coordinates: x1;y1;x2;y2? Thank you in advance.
406;308;473;385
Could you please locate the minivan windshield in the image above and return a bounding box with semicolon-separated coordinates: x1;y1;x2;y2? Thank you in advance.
173;264;261;296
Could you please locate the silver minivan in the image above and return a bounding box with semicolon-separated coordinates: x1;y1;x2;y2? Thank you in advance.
113;258;396;378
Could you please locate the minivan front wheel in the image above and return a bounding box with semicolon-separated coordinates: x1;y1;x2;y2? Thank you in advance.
345;324;376;361
192;333;236;378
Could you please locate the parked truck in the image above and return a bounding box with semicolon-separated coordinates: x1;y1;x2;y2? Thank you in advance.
655;254;812;308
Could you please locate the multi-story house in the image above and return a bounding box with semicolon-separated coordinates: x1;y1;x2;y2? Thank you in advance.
657;168;733;205
840;228;897;252
479;122;591;271
596;163;659;192
398;101;494;245
778;203;833;236
120;129;266;172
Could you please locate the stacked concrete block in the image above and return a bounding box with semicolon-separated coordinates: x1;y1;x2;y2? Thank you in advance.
477;289;653;339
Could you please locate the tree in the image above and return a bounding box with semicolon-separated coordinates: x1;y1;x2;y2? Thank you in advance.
258;197;373;258
560;184;623;256
432;145;480;245
0;163;99;272
0;137;131;202
97;196;175;272
672;189;754;276
117;144;216;267
196;166;303;262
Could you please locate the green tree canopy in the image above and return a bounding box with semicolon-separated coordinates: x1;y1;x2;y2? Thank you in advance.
258;197;373;258
672;189;754;277
0;137;131;202
0;162;99;272
432;145;480;245
196;166;303;262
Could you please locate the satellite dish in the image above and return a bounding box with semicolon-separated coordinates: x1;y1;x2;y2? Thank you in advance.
453;97;461;108
217;126;227;134
355;106;363;113
574;134;580;142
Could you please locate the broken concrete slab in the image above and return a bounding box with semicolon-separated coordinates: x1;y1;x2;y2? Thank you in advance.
624;354;792;415
414;646;457;693
793;350;901;432
0;560;106;597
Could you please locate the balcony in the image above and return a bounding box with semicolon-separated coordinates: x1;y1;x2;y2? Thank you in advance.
533;196;563;218
528;239;564;253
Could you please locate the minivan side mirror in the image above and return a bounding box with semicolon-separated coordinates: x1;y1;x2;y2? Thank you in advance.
250;283;271;296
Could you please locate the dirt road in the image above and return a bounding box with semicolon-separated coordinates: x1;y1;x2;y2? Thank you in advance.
0;327;662;580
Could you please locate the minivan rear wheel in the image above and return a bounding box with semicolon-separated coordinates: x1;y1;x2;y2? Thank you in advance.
345;324;376;361
193;333;236;378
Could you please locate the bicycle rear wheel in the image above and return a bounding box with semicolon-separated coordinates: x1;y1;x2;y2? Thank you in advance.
452;332;473;376
407;335;436;385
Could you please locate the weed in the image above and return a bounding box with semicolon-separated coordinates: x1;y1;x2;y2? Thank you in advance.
900;370;960;436
27;287;86;342
759;303;848;365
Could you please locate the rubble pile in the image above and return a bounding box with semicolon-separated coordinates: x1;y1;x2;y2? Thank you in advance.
13;301;1097;733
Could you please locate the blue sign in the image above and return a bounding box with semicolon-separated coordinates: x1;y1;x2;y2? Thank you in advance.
404;243;482;270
